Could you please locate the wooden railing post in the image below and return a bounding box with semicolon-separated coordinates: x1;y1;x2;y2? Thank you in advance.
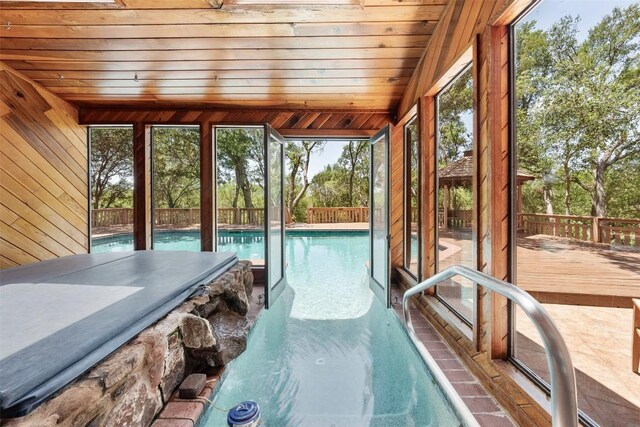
592;217;601;243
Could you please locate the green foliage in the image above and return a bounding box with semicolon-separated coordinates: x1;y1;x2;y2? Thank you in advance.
284;140;326;221
152;128;200;208
438;67;473;166
309;141;369;208
516;4;640;218
216;128;264;208
90;127;134;209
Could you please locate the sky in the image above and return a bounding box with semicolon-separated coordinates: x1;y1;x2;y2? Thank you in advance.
294;0;637;178
300;140;350;179
520;0;636;38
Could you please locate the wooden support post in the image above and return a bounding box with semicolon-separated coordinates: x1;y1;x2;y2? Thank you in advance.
592;217;601;244
133;122;152;250
420;96;437;292
476;25;510;358
200;121;214;251
443;185;450;229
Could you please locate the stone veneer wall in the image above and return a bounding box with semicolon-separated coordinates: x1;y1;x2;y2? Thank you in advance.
3;261;254;427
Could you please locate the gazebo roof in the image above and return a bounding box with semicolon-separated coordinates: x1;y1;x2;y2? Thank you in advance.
439;151;535;187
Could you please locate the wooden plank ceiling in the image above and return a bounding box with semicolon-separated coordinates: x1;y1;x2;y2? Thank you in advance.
0;0;449;110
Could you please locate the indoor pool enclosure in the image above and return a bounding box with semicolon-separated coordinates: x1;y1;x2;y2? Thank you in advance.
91;229;578;426
5;1;632;425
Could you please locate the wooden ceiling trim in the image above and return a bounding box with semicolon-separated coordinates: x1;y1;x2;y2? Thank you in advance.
0;6;445;26
0;35;431;51
0;48;425;62
46;86;407;96
18;68;415;81
0;22;436;39
79;108;392;128
308;112;333;129
0;0;219;9
35;77;411;88
3;59;418;71
73;99;399;109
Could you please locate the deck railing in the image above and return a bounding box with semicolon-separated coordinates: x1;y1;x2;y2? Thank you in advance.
307;207;370;224
155;208;201;226
217;208;265;225
92;208;134;227
92;207;264;227
519;213;639;248
438;209;472;229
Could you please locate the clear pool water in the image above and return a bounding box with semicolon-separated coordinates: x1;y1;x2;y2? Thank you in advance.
93;230;463;426
92;230;264;260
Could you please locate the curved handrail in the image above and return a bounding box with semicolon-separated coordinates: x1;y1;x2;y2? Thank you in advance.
403;265;578;427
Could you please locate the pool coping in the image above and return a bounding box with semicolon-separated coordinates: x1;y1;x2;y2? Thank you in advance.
391;286;516;427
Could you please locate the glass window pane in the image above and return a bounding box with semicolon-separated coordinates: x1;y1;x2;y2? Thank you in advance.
436;65;474;323
89;126;134;253
215;127;265;265
404;117;420;277
512;2;640;425
268;134;283;286
151;126;200;251
371;135;387;286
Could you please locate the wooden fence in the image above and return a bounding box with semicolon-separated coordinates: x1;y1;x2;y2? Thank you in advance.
519;213;639;248
92;207;263;227
217;208;265;225
307;207;374;224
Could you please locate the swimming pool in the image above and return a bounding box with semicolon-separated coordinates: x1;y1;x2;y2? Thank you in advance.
93;230;469;425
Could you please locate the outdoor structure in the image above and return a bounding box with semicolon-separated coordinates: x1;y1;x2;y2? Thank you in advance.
438;150;534;229
1;1;639;426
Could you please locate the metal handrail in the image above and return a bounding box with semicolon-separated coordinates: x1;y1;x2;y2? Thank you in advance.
402;265;578;427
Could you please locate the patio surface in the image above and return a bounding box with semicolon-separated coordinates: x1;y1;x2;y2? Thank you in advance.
436;228;640;425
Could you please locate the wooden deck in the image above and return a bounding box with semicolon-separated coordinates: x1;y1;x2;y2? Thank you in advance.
437;229;640;308
516;234;640;308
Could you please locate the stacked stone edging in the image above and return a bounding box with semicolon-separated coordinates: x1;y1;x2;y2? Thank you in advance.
2;261;254;427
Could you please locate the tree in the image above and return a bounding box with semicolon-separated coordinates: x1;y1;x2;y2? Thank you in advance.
285;140;325;221
152;128;200;208
309;165;351;207
438;67;473;166
216;128;263;208
337;141;368;205
90;127;133;209
515;5;640;217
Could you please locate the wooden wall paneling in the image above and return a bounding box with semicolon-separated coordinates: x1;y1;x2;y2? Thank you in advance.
133;122;152;250
419;95;436;293
389;104;417;274
200;121;214;251
0;64;88;268
389;122;404;271
79;109;392;138
397;0;534;119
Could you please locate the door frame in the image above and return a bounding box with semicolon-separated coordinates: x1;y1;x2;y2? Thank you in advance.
369;125;391;308
264;124;287;308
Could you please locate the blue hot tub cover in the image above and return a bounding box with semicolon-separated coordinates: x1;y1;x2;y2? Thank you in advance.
0;250;237;417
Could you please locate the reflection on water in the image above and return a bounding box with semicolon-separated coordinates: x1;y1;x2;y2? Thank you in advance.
200;233;461;427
